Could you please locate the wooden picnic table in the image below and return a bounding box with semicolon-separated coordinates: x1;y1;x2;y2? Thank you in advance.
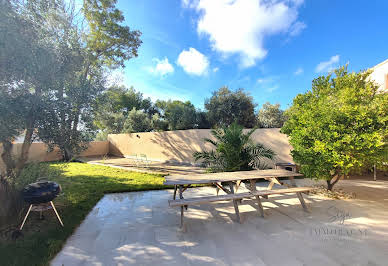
164;169;311;227
164;169;303;185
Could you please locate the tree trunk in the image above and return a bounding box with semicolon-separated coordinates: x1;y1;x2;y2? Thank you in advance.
13;86;42;176
326;174;341;191
1;140;16;179
326;180;333;191
63;145;72;162
14;125;34;176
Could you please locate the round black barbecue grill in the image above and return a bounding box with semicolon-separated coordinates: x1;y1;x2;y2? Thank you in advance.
22;181;61;204
19;181;64;230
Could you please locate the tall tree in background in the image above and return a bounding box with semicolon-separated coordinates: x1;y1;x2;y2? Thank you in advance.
257;102;286;128
156;100;197;130
205;87;256;128
0;0;142;174
196;111;211;129
123;108;153;133
93;86;157;139
282;66;388;190
37;0;142;160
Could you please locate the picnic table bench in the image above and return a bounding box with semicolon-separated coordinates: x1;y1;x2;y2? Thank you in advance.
164;169;313;227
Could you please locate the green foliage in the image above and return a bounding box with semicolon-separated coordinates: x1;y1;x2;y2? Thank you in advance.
93;86;157;135
123;108;153;133
257;102;286;128
151;113;169;131
282;66;388;190
156;100;197;130
83;0;142;68
0;0;62;176
14;163;63;191
0;0;58;88
205;87;257;128
196;111;212;129
29;0;102;161
0;162;166;266
0;90;25;143
194;123;275;172
0;0;142;163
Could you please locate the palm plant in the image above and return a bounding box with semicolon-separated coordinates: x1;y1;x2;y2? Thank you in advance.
193;123;275;172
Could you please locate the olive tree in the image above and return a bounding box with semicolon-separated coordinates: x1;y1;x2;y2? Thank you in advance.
1;0;143;169
205;87;256;128
257;102;286;128
282;66;388;190
0;0;59;177
38;0;141;161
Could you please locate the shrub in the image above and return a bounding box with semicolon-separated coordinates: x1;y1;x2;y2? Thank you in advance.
282;66;388;190
193;123;275;172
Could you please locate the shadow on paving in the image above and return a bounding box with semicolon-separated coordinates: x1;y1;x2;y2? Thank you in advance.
51;181;388;266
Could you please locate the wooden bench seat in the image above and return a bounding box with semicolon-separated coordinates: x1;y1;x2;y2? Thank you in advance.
169;187;313;227
250;186;312;196
168;192;252;207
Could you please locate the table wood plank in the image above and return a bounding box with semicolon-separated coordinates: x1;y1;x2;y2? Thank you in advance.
164;169;303;185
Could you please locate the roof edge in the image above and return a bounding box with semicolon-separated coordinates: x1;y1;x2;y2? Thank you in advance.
372;58;388;69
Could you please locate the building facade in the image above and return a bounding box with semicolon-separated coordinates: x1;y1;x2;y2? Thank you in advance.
370;59;388;93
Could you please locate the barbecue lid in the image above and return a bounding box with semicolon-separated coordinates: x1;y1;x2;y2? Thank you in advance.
22;181;61;204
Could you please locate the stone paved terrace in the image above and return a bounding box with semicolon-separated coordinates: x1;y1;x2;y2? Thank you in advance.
52;176;388;266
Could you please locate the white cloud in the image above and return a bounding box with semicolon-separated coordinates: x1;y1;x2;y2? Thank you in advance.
267;85;278;92
289;21;307;37
256;76;278;93
149;57;174;77
183;0;305;67
213;67;219;72
294;67;303;75
256;76;276;84
315;55;340;73
181;0;198;8
177;47;209;76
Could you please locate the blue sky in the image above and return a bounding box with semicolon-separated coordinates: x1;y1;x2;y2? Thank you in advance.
114;0;388;110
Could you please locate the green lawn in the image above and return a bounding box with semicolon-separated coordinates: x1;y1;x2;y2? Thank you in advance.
0;162;169;266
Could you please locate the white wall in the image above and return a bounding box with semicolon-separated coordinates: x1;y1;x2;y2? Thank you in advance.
370;59;388;93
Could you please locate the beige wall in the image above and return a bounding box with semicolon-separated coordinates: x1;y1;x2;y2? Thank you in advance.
0;141;109;174
1;129;294;173
108;128;293;167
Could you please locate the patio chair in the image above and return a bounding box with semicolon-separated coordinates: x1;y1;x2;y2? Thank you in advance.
130;154;140;167
139;154;150;168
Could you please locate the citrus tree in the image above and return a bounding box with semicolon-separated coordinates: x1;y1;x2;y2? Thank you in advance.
282;66;388;190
